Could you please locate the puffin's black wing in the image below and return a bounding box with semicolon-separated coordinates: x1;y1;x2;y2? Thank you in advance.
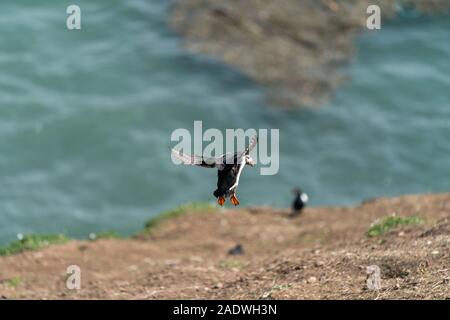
172;136;257;169
223;136;258;165
234;136;258;161
171;149;224;169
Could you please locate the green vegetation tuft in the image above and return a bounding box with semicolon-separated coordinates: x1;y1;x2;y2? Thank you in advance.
5;276;22;287
140;202;216;235
218;259;246;269
260;283;293;300
367;215;425;237
93;231;121;240
0;234;70;256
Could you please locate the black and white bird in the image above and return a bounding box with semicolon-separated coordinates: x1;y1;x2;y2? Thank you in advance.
171;136;257;206
290;187;308;216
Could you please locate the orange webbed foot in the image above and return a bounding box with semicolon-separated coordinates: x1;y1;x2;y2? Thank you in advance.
230;195;240;206
217;196;226;206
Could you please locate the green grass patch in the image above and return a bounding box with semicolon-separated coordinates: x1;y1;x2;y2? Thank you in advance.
90;231;121;240
5;276;22;287
139;202;217;235
367;215;425;237
218;259;246;269
260;283;293;299
0;234;70;256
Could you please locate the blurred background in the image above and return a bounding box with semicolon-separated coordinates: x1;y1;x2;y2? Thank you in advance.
0;0;449;244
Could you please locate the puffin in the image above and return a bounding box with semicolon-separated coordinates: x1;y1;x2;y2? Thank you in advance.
171;136;257;206
290;187;308;216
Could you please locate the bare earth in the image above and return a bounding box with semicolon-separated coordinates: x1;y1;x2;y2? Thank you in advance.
0;193;449;299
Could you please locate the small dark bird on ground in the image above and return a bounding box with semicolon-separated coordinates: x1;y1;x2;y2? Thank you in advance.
227;244;244;255
290;187;308;217
171;136;257;206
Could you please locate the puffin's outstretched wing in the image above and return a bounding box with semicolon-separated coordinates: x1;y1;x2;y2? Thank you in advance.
231;135;258;163
172;136;257;168
171;149;224;169
246;136;258;154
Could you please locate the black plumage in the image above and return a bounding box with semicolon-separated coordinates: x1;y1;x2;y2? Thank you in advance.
227;244;244;255
171;136;257;206
213;154;241;199
290;187;308;216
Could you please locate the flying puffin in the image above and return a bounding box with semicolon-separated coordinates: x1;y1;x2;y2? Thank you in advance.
171;136;257;206
290;187;308;216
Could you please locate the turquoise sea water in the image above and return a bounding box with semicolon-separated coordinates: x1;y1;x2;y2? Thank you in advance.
0;1;449;244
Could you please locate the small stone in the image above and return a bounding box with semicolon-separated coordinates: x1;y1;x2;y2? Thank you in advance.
314;261;325;267
165;259;179;266
33;252;44;259
307;276;317;284
190;256;204;262
431;250;439;255
366;265;381;291
128;265;138;271
398;231;405;237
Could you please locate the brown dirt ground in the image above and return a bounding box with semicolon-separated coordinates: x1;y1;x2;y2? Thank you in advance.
0;193;449;299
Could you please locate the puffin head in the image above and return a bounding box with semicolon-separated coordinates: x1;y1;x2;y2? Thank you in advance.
292;187;308;203
292;187;302;195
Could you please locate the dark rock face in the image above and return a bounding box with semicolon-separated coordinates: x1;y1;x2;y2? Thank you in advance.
170;0;450;108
